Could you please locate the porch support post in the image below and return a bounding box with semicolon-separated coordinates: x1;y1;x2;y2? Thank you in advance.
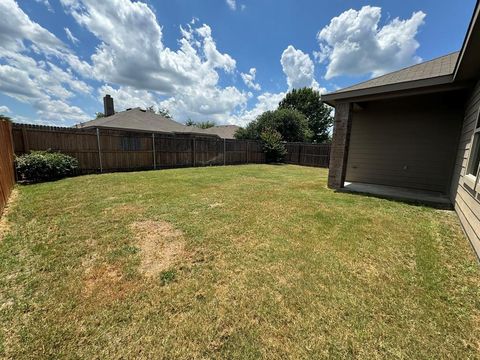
328;102;352;189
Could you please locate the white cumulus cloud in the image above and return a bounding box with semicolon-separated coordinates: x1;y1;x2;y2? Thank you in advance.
0;105;11;114
35;0;54;12
59;0;248;124
317;6;426;79
60;0;236;93
280;45;326;93
232;92;286;126
98;85;160;112
0;0;92;124
226;0;236;10
160;86;250;123
64;27;79;45
241;68;261;91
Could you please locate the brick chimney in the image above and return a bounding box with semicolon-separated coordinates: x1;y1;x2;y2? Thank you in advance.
103;94;114;117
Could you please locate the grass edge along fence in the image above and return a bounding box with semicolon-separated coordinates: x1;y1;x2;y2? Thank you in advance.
0;119;15;216
11;123;331;175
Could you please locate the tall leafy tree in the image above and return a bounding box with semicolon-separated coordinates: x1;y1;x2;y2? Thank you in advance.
278;87;333;143
235;108;311;142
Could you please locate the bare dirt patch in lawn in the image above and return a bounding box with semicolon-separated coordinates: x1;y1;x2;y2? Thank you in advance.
130;220;187;277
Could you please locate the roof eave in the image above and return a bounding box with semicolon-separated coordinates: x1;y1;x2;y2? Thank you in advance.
453;0;480;81
322;74;458;106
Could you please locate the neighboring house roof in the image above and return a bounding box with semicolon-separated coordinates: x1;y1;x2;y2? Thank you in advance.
76;108;215;137
200;125;240;139
76;108;242;138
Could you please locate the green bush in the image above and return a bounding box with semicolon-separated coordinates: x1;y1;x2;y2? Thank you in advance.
260;129;287;163
16;151;79;182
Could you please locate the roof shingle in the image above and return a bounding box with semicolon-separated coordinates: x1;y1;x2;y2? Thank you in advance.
329;52;459;95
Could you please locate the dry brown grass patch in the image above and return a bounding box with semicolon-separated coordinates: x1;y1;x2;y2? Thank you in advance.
209;202;224;208
103;203;145;219
130;220;187;277
0;189;18;241
82;264;135;303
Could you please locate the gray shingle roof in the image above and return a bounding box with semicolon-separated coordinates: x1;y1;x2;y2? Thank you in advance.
329;52;459;95
76;108;212;136
200;125;240;139
76;108;241;138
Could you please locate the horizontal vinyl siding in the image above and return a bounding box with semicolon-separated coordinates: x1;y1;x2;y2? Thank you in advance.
451;80;480;257
346;93;463;193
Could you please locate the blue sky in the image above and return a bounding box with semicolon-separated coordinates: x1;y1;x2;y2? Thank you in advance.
0;0;476;126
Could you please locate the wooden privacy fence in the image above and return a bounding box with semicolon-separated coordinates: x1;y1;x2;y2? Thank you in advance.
12;124;265;173
0;119;15;216
285;142;331;168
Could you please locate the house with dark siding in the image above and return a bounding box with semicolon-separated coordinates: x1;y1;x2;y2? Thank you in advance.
323;1;480;256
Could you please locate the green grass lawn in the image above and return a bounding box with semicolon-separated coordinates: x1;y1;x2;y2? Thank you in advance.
1;164;479;359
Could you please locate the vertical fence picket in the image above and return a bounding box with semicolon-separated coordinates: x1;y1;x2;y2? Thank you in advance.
96;128;103;173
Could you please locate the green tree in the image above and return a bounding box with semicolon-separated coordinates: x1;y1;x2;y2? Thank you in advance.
278;87;333;143
235;108;310;142
95;112;105;119
260;129;287;163
185;119;216;129
195;120;216;129
157;108;172;119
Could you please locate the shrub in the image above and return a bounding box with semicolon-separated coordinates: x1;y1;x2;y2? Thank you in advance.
16;151;79;182
260;129;287;163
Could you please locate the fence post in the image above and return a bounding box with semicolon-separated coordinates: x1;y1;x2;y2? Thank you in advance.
192;138;196;167
152;133;156;170
96;128;103;173
223;138;226;166
9;122;17;182
245;141;248;164
21;127;29;153
297;144;302;165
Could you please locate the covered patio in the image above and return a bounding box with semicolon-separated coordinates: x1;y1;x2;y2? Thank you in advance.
323;52;469;206
342;181;452;208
